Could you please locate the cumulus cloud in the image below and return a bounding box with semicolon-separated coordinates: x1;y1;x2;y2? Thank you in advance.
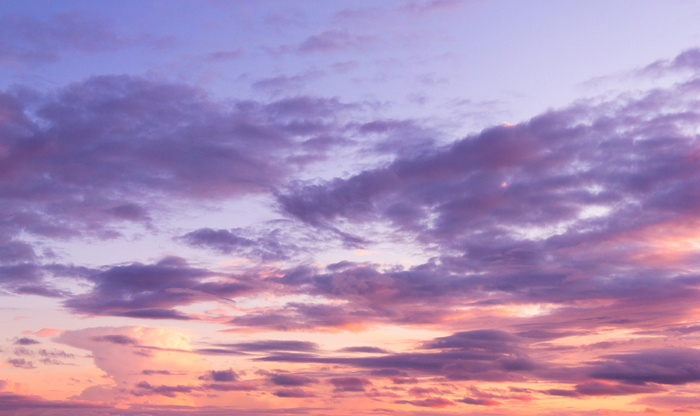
0;76;357;297
62;256;258;319
57;326;210;404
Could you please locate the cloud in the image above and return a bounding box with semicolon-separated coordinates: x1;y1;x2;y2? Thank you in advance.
63;256;259;319
205;48;244;61
199;369;238;382
57;326;210;404
202;382;257;392
574;381;664;396
178;225;303;262
329;377;372;393
258;329;535;382
0;13;174;66
142;370;172;375
640;48;700;77
13;338;39;346
396;396;456;408
269;374;318;386
90;334;138;345
7;359;34;369
23;328;64;338
252;71;324;92
218;340;319;353
458;396;500;406
270;54;700;335
0;392;107;412
588;348;700;385
273;388;315;398
298;30;375;54
0;75;359;296
339;346;389;354
131;381;197;398
423;330;521;353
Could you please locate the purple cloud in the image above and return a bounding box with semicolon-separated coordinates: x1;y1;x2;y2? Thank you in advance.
269;374;318;386
329;377;372;393
458;397;500;406
574;381;664;396
589;348;700;385
199;369;238;382
258;329;535;382
0;77;358;299
222;340;319;353
142;369;172;375
62;256;262;319
7;358;35;369
273;388;315;398
0;13;174;66
13;338;39;346
179;226;303;261
339;346;389;354
90;335;138;345
131;381;197;398
0;393;107;412
298;30;375;54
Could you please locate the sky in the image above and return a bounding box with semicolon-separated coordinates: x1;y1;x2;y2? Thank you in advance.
3;0;700;415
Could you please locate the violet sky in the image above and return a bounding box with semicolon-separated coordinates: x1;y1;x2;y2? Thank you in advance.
3;1;700;415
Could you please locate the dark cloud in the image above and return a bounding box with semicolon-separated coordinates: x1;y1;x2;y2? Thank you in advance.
273;388;315;398
7;358;35;369
370;369;409;377
0;393;107;411
13;337;39;345
142;369;172;375
90;335;138;345
258;329;535;382
199;369;238;382
589;348;700;385
329;377;372;393
543;389;580;398
458;397;500;406
227;302;369;331
63;257;258;319
269;374;318;386
423;330;521;353
574;381;664;396
222;340;319;353
339;346;389;354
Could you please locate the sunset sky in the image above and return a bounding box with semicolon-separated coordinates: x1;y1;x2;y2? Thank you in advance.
3;1;700;415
